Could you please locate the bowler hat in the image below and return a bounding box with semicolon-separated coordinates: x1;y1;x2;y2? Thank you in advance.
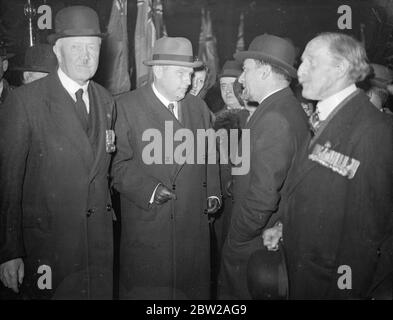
47;6;104;44
369;63;393;89
0;46;15;60
234;34;297;78
247;244;289;300
219;60;242;79
13;44;57;73
144;37;203;68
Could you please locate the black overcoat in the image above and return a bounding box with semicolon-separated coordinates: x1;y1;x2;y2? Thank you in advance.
219;88;310;299
0;72;115;299
113;84;221;299
282;90;393;299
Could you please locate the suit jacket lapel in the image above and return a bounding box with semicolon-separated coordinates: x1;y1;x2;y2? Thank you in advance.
286;91;365;195
141;85;185;182
87;82;113;182
46;73;94;173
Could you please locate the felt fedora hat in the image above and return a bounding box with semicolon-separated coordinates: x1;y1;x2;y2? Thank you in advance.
144;37;203;68
219;60;243;79
47;6;104;44
247;244;289;300
234;33;297;78
13;44;57;73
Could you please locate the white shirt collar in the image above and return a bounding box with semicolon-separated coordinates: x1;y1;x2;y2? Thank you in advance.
316;84;357;121
258;87;286;105
57;68;90;112
0;79;3;97
152;82;178;118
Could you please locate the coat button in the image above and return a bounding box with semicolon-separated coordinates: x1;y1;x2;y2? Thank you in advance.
106;204;112;211
86;208;95;217
377;248;381;257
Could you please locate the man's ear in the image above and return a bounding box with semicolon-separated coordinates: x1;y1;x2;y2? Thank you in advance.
2;59;8;73
52;41;61;63
259;64;270;80
337;59;350;78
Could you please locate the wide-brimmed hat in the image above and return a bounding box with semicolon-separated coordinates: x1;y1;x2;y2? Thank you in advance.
369;63;393;89
234;34;297;78
219;60;243;79
144;37;203;68
47;6;104;44
13;44;57;73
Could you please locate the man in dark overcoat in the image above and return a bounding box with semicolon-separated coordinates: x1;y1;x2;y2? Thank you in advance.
0;6;115;299
264;32;393;299
112;37;221;299
218;34;310;299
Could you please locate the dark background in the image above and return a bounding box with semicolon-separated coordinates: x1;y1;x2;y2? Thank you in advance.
1;0;393;88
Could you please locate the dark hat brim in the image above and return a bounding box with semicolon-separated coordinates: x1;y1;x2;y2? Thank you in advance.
143;59;203;68
1;53;15;60
47;32;106;44
234;50;297;78
12;65;55;73
219;69;242;79
369;78;391;90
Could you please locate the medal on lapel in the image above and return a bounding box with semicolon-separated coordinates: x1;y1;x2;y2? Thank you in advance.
308;141;360;179
106;130;116;153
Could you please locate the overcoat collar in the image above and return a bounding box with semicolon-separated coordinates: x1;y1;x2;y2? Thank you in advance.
246;87;292;130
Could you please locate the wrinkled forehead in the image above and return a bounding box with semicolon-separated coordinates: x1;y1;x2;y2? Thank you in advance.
57;36;102;47
302;38;330;59
194;69;207;77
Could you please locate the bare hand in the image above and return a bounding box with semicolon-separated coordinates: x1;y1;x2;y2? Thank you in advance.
0;258;24;293
262;223;283;251
207;197;220;214
154;184;177;205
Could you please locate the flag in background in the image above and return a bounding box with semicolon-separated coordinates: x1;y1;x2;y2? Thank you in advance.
100;0;131;95
135;0;156;88
235;11;245;53
153;0;168;38
197;7;220;93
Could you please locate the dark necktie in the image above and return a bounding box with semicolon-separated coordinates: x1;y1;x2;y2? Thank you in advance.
168;103;175;117
75;89;89;132
309;109;322;135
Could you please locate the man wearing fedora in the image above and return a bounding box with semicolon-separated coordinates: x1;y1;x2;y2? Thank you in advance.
264;33;393;299
13;43;57;85
0;6;116;299
112;36;221;299
0;46;15;105
218;34;309;299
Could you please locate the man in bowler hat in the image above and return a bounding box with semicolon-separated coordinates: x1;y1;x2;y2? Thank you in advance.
264;32;393;299
0;6;116;299
218;34;310;299
13;43;57;84
112;36;221;299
